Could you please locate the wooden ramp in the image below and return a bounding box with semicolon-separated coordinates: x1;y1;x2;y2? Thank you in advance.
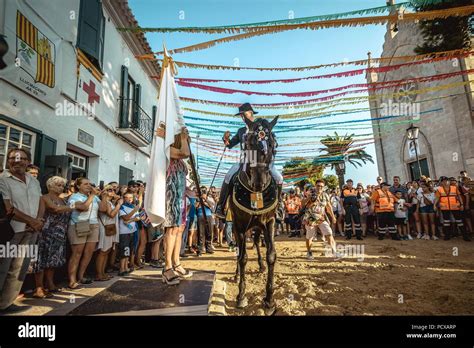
66;270;216;316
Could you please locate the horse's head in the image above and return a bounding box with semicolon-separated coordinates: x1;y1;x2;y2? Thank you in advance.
242;115;279;191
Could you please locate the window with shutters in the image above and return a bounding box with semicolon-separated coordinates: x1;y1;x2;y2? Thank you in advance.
0;121;36;170
77;0;105;71
127;76;136;125
119;66;142;128
117;66;152;144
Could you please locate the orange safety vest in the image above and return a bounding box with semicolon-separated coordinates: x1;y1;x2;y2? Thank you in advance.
437;185;460;211
375;189;395;213
343;188;357;197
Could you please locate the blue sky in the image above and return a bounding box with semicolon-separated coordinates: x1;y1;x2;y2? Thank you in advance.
128;0;391;186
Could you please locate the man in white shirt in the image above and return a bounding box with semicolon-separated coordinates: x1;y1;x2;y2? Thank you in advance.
0;148;43;313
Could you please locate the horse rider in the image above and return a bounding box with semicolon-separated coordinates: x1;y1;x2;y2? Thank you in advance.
214;103;283;219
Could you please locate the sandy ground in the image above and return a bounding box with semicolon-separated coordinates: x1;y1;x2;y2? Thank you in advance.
182;234;474;316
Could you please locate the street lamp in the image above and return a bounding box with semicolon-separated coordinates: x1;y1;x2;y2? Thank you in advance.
406;123;422;179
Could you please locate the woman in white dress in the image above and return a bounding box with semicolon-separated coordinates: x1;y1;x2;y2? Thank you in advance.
96;185;123;281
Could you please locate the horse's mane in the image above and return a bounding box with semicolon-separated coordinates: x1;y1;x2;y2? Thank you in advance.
253;118;270;127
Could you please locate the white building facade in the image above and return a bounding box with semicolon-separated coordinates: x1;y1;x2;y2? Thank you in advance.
0;0;161;186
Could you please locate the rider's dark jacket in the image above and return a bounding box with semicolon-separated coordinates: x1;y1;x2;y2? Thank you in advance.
226;127;247;150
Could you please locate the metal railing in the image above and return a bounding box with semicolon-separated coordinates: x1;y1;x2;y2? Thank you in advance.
119;98;153;143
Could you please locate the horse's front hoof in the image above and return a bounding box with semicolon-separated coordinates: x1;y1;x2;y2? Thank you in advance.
236;297;248;309
263;299;276;316
264;306;276;316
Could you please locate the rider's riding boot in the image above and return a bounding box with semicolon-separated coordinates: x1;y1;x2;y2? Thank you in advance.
215;182;231;219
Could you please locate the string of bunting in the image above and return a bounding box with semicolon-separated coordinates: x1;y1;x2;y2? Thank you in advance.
125;2;468;34
184;108;371;125
194;137;375;149
121;2;409;33
180;80;473;108
184;92;466;119
176;69;474;97
190;117;427;144
192;117;424;174
133;6;474;55
143;49;470;71
173;52;473;84
186;98;448;127
185;107;442;135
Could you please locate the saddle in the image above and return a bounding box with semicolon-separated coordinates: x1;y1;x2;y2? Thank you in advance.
231;172;278;216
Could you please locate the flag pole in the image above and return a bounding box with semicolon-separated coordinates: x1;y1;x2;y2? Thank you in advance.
187;140;212;254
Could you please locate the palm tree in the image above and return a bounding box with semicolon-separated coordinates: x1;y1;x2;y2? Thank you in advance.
316;132;374;187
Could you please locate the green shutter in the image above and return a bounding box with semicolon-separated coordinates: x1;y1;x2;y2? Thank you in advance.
133;84;142;125
119;65;129;128
152;105;157;130
77;0;104;68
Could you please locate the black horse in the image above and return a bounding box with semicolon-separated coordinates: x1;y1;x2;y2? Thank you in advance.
229;115;279;316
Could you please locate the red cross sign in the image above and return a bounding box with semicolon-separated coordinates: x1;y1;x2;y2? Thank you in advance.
82;80;100;104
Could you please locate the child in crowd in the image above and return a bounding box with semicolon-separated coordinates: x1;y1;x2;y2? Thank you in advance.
394;191;411;240
118;193;140;276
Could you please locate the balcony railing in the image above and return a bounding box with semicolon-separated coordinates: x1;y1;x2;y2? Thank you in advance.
118;98;154;145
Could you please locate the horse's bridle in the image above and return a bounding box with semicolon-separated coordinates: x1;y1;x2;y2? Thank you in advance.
244;127;276;163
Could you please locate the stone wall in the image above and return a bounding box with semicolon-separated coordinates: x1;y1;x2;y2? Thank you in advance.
368;12;474;182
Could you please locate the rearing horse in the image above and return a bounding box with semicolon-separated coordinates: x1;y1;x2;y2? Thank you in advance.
229;116;279;316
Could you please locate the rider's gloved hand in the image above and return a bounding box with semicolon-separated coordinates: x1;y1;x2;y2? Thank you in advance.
223;130;231;146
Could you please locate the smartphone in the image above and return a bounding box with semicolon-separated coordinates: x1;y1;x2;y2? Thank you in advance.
99;180;104;191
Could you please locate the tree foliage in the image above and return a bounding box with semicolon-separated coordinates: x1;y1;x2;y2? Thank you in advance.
282;157;324;188
413;0;473;54
323;174;339;190
316;132;374;186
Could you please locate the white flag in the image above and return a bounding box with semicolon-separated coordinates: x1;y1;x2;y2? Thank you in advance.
145;49;185;225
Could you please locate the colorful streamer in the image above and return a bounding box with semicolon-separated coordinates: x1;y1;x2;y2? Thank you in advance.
135;6;474;55
183;92;466;119
143;49;470;71
176;69;474;97
174;52;473;84
120;2;409;33
124;3;472;34
180;80;473;108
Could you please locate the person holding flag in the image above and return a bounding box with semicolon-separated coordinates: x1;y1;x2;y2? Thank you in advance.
144;48;193;285
156;125;193;284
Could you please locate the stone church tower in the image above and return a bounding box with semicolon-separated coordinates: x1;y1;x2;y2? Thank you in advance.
367;0;474;182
